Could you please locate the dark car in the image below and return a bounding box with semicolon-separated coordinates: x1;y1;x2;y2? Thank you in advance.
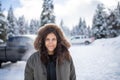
0;35;36;67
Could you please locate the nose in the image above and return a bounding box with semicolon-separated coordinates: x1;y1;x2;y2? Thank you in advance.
49;39;53;43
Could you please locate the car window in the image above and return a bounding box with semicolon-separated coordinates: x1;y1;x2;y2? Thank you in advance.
75;37;80;39
7;36;33;46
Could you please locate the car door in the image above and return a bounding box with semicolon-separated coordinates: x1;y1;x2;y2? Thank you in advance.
0;45;6;61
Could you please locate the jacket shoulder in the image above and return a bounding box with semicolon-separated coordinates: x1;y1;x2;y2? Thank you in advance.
27;51;39;62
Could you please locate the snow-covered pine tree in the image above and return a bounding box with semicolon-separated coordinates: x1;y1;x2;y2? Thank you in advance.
81;19;88;35
113;2;120;36
87;26;92;37
71;22;77;35
71;18;83;36
29;19;40;34
60;19;70;37
17;16;26;35
40;0;55;27
72;18;88;36
7;6;17;37
29;20;34;34
78;18;83;35
92;3;108;39
0;1;7;42
106;12;117;37
24;21;29;34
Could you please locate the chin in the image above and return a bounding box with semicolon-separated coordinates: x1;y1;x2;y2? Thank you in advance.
49;50;54;52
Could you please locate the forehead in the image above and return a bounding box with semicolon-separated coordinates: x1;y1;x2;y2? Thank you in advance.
46;33;56;38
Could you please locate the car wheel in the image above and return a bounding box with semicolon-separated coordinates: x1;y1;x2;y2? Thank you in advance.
11;61;17;63
17;48;27;53
0;61;2;68
85;41;90;45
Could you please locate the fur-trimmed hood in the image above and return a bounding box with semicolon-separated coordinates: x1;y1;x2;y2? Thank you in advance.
34;23;70;51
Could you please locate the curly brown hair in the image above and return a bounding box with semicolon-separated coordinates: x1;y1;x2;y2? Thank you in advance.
34;23;71;64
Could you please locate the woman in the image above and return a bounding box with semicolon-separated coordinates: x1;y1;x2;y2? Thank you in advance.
24;23;76;80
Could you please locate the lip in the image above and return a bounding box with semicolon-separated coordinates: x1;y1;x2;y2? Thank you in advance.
48;46;54;49
48;45;54;47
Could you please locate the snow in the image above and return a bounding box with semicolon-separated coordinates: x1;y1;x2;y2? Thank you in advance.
0;39;3;43
0;61;26;80
0;36;120;80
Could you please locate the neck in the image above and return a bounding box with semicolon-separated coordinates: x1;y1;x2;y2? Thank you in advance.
48;51;54;55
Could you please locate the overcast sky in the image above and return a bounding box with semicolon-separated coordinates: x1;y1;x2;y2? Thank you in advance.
2;0;120;29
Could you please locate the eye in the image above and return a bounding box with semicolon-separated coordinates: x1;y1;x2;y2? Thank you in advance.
52;38;57;41
45;38;49;41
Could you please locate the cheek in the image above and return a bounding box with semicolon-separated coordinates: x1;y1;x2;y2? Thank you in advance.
55;42;58;48
45;41;48;47
55;41;57;46
54;44;57;48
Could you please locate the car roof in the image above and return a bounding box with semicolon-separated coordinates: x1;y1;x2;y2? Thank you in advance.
8;35;37;40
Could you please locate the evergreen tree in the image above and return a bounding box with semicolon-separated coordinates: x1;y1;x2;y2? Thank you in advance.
0;1;7;42
71;18;88;36
115;2;120;26
92;3;108;39
24;21;29;34
81;19;87;35
7;6;17;37
113;2;120;36
17;16;26;35
60;20;70;37
104;2;120;38
87;26;92;37
29;20;34;34
40;0;55;27
71;25;78;36
29;19;39;34
78;18;83;35
106;12;117;37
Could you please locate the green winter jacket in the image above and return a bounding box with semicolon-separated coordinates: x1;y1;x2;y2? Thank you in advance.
24;52;76;80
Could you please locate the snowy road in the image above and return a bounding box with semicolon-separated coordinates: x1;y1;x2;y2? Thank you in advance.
0;36;120;80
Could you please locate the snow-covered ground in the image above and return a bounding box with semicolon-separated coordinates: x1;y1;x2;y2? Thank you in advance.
0;36;120;80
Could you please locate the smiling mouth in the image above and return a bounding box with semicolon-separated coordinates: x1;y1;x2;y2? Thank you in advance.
48;47;54;49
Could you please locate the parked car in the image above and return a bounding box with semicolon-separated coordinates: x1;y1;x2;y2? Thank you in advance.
0;35;36;67
0;39;4;44
70;35;94;45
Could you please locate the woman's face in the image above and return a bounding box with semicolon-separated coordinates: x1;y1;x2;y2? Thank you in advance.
45;33;57;55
